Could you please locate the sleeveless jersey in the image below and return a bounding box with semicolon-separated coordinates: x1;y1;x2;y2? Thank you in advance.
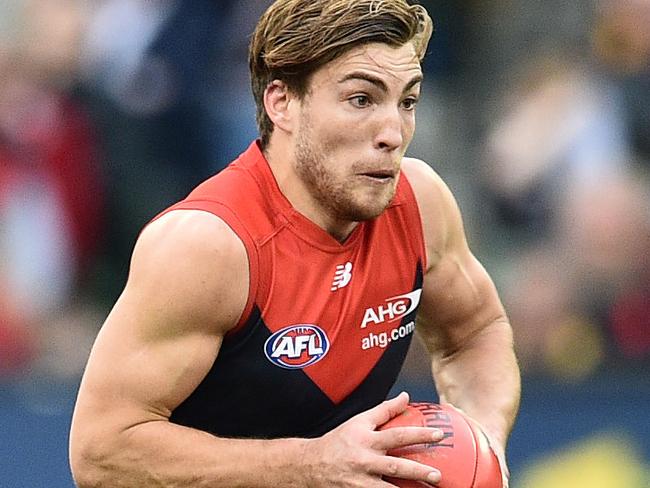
164;141;427;438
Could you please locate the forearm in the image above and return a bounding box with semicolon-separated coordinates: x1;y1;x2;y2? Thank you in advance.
431;319;520;451
71;420;309;488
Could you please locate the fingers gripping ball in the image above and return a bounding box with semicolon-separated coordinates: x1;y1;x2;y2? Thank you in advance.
379;403;502;488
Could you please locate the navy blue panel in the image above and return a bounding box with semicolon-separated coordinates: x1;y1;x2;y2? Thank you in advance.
172;305;335;438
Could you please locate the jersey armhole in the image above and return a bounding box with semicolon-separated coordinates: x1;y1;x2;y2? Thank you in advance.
152;200;259;335
397;173;428;271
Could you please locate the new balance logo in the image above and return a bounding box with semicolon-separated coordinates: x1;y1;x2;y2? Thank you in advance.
331;261;353;291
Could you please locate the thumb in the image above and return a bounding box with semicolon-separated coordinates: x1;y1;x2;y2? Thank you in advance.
362;392;410;429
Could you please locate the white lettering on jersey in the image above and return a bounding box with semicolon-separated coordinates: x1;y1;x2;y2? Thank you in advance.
360;289;422;328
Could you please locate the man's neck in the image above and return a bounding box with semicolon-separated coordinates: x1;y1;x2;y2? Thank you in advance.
262;139;358;243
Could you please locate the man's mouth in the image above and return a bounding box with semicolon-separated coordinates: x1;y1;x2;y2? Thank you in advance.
359;170;395;180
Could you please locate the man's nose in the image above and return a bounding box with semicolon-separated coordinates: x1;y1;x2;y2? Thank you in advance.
374;107;404;152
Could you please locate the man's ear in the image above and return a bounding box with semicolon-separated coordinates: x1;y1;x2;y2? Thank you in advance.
263;80;298;134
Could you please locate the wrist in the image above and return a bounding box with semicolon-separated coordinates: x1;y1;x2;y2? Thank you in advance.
294;437;319;487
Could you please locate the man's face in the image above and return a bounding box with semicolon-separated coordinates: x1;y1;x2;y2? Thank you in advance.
292;42;423;223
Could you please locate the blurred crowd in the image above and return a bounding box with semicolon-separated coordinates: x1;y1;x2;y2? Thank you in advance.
0;0;648;387
473;0;650;381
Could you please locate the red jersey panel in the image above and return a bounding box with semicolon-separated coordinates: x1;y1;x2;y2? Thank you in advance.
164;141;427;437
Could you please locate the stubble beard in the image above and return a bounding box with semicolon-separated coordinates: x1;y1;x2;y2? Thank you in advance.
294;115;395;223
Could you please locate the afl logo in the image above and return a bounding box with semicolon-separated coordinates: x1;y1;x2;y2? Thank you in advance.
264;324;330;369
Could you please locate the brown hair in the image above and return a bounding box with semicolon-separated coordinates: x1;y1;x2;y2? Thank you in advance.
249;0;434;148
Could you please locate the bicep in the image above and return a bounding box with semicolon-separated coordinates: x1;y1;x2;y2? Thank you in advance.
416;248;506;356
76;289;223;426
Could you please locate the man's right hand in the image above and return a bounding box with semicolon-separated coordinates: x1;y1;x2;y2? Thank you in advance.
301;392;443;487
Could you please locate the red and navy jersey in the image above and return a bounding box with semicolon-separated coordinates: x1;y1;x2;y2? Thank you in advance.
163;141;427;438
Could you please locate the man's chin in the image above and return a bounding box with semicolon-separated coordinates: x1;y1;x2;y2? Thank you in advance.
340;198;393;222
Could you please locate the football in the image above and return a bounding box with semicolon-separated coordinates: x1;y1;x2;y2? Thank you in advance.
379;402;502;488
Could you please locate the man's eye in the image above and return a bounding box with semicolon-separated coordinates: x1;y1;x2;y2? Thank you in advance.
402;97;419;111
350;95;371;108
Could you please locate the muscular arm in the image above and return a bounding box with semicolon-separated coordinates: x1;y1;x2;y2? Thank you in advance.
402;159;521;470
70;210;444;488
70;210;307;487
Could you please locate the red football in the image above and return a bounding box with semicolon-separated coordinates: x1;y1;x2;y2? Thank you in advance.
379;402;502;488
